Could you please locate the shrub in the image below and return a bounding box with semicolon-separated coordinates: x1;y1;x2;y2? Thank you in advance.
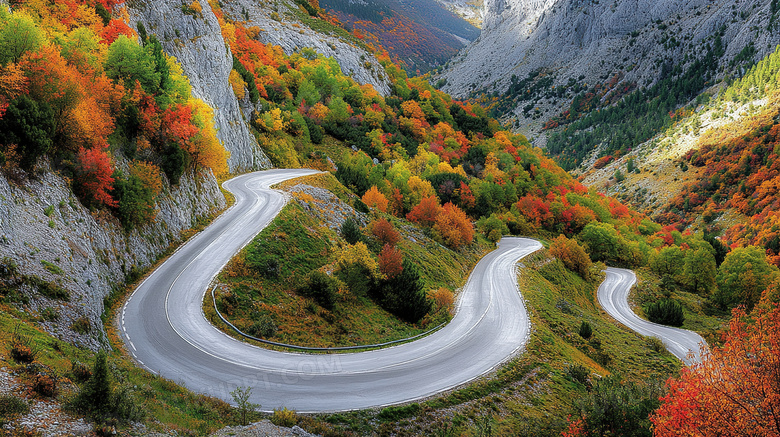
40;307;58;321
565;364;591;388
31;373;57;397
71;316;92;335
271;407;297;427
299;271;338;310
578;321;593;339
246;254;280;278
644;299;684;327
247;315;277;339
71;361;92;383
10;325;37;364
0;394;29;418
572;376;662;437
72;351;144;424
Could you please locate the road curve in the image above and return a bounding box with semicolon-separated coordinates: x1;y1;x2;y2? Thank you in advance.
119;169;543;412
597;267;707;365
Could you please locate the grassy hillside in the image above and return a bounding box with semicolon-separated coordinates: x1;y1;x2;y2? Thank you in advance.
208;173;491;348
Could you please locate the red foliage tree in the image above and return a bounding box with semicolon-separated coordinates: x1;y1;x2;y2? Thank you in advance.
371;218;401;247
378;244;403;279
406;195;441;227
100;19;135;44
651;286;780;437
75;145;117;208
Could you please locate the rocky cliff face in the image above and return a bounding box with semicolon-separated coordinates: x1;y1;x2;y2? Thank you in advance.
126;0;272;173
0;166;225;350
441;0;780;136
219;0;392;96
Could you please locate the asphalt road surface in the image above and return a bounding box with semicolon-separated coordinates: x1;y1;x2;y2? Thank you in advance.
597;267;708;365
119;169;543;412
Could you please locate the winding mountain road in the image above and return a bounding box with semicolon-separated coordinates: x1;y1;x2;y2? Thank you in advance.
119;169;543;412
597;267;707;365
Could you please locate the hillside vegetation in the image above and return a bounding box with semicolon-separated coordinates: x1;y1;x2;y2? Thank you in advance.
0;0;773;436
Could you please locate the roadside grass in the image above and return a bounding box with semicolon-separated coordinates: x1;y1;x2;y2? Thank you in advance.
0;307;244;434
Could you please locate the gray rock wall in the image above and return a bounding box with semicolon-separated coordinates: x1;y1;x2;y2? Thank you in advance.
126;0;273;173
0;167;226;350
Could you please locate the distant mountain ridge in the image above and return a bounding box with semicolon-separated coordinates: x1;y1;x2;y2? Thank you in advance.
321;0;480;72
440;0;780;148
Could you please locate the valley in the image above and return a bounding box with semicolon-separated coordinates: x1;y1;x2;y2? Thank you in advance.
0;0;777;435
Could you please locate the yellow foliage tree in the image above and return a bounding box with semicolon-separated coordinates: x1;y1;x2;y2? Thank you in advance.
187;99;229;176
229;69;246;101
333;242;381;279
362;186;389;212
407;175;436;207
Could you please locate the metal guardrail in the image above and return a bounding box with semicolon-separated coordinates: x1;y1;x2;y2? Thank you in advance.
210;286;447;352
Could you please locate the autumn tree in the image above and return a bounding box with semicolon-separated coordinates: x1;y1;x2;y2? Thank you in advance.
651;286;780;436
433;202;473;249
378;244;403;279
361;186;388;212
0;12;45;64
370;218;401;247
406;195;441;227
74;146;117;208
549;235;592;279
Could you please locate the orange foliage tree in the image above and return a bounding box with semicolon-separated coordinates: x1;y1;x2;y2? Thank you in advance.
651;286;780;437
361;186;388;212
434;202;473;249
549;235;592;279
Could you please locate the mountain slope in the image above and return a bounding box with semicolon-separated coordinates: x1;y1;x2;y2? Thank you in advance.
440;0;780;144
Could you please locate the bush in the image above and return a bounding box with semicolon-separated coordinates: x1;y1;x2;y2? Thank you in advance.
644;299;684;327
31;373;58;397
71;316;92;335
271;407;297;427
72;351;144;424
578;320;593;339
10;325;37;364
247;315;277;339
0;394;29;418
573;376;662;437
565;364;591;388
71;361;92;383
246;254;280;278
299;271;338;310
